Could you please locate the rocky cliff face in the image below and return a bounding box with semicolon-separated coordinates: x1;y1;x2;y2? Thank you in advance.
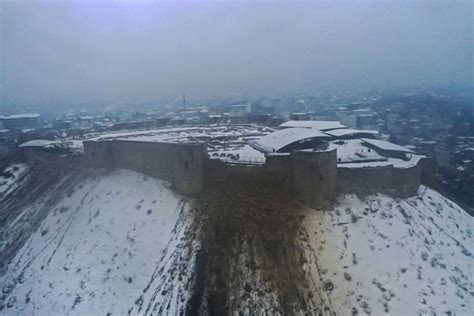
188;169;331;315
0;164;472;315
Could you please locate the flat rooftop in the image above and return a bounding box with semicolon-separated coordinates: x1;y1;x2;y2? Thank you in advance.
324;128;378;138
361;138;414;153
0;114;40;119
279;120;346;131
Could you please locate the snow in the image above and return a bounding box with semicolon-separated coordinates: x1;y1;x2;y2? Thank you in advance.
0;164;30;198
208;144;265;165
324;128;379;138
19;139;54;148
86;124;273;164
361;138;414;153
1;162;472;315
93;127;200;142
0;169;194;315
328;139;386;163
303;186;473;315
251;127;329;153
0;114;40;119
67;140;85;154
92;125;271;144
329;139;424;168
279;120;346;131
18;139;84;153
339;156;423;169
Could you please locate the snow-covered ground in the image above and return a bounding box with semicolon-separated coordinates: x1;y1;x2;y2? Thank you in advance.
208;144;266;165
304;186;473;315
0;169;195;315
1;161;472;315
0;164;30;199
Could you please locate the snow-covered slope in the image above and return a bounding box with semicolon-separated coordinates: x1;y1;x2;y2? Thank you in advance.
304;186;473;315
1;163;472;315
0;163;30;199
0;169;195;315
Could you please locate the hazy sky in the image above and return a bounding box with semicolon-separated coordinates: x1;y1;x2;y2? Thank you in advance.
1;0;472;105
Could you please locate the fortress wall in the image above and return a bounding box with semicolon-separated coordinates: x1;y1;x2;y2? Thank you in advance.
204;158;267;189
264;154;291;178
289;149;337;209
80;139;427;202
21;147;81;175
83;140;112;168
418;157;439;189
337;163;421;198
83;140;205;196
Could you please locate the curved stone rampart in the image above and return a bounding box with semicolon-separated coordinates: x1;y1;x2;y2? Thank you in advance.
336;164;421;198
83;140;205;196
290;149;337;208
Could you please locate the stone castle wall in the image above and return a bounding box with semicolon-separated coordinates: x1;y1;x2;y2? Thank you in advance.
204;150;337;209
83;140;205;196
418;157;439;189
290;149;337;208
336;164;421;198
22;147;81;176
20;139;435;206
336;157;437;198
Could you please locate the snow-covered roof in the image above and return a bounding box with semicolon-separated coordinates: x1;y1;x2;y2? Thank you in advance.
361;138;414;153
324;128;378;137
19;139;54;148
328;139;385;163
279;120;346;131
327;139;423;168
0;113;40;119
253;127;329;153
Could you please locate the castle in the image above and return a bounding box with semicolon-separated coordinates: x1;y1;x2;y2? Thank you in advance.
17;122;437;209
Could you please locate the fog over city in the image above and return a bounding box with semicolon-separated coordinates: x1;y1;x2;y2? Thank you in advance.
1;0;472;105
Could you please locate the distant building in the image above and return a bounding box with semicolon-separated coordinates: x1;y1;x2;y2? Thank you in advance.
229;103;251;117
337;113;358;128
208;115;223;124
0;114;40;130
290;112;311;121
53;120;72;130
111;120;155;131
357;114;377;129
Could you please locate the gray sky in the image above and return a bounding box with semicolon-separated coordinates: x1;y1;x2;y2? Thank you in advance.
1;0;472;105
